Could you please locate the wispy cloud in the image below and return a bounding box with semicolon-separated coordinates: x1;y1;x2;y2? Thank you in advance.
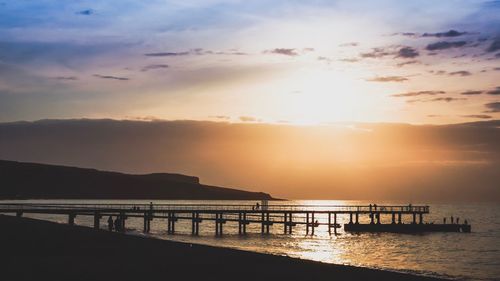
264;48;299;56
449;71;472;76
367;76;408;82
460;90;483;95
422;30;468;38
239;116;258;122
141;64;169;72
486;87;500;95
93;74;129;81
484;102;500;112
76;9;95;16
408;97;466;103
392;91;445;97
53;76;78;81
486;38;500;52
396;47;419;58
144;52;190;57
426;41;467;51
461;114;492;119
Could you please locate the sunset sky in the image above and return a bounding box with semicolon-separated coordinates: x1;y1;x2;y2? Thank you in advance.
1;0;499;124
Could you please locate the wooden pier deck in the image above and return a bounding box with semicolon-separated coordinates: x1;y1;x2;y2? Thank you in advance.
0;203;445;235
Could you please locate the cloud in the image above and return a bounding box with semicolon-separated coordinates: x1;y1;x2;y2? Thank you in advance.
396;60;419;67
396;47;419;58
53;76;78;81
239;116;258;122
448;71;472;76
484;102;500;113
426;41;467;51
360;47;391;58
408;97;466;103
264;48;299;56
422;30;467;38
141;64;169;72
486;39;500;52
486;87;500;95
460;90;483;95
461;114;492;119
76;9;94;16
93;74;129;81
144;52;190;57
494;68;500;71
302;48;315;52
210;115;230;120
339;42;359;47
391;91;445;97
367;76;408;82
338;58;359;63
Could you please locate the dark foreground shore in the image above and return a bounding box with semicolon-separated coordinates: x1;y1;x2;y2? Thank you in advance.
0;215;447;281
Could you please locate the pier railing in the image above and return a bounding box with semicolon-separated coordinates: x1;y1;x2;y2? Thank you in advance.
0;203;429;213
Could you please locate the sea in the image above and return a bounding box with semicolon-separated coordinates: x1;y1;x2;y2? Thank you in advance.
3;200;499;281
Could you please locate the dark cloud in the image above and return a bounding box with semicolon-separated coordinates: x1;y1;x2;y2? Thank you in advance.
486;39;500;52
144;52;190;57
430;97;466;102
426;41;467;51
141;64;169;72
367;76;408;82
486;87;500;95
461;114;492;119
392;91;445;97
422;30;467;38
264;48;299;56
239;116;258;122
339;42;359;47
484;102;500;113
448;71;472;76
396;47;419;58
76;9;94;15
93;74;129;81
360;47;391;58
461;90;483;95
494;68;500;71
496;53;500;58
53;76;78;81
396;60;419;67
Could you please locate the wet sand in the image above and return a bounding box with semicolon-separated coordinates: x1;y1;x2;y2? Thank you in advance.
0;215;447;281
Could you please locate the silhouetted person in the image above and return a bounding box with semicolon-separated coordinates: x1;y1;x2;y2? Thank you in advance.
456;217;460;224
315;220;319;227
408;203;412;211
451;216;454;224
114;217;121;232
373;204;377;211
443;217;446;224
369;204;372;212
256;202;260;210
149;202;153;211
107;216;113;231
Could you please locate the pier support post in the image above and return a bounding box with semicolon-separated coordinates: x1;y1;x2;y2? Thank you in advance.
306;212;310;234
239;213;243;235
412;213;417;224
355;213;359;224
419;213;423;224
334;213;337;235
120;213;126;232
376;213;380;224
328;213;331;235
93;212;101;229
398;212;402;224
370;213;374;224
16;211;23;217
192;212;196;235
195;213;200;235
288;213;293;234
391;213;396;224
243;213;247;234
171;212;176;234
68;213;76;226
284;213;288;234
311;212;315;235
349;213;353;224
261;212;265;234
266;212;270;234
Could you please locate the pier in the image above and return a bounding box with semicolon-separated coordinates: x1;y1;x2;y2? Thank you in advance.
0;203;469;235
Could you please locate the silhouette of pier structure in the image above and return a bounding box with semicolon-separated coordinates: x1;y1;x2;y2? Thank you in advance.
0;203;470;235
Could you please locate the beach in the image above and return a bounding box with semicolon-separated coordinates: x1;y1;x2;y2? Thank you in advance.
0;215;446;281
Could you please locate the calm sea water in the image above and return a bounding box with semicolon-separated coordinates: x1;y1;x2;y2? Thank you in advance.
5;200;499;281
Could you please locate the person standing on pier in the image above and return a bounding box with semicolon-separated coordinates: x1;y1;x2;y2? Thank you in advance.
456;217;460;224
443;217;446;224
451;216;454;224
107;216;113;231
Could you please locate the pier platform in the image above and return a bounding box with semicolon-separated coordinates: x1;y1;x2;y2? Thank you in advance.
344;222;471;233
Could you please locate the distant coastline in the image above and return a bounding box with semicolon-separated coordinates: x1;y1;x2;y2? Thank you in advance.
0;160;275;200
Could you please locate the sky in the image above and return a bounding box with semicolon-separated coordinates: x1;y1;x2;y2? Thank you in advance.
0;0;499;124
